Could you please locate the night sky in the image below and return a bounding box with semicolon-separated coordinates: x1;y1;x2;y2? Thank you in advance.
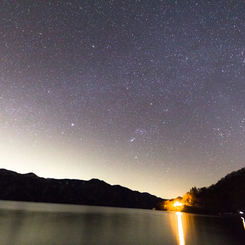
1;0;245;199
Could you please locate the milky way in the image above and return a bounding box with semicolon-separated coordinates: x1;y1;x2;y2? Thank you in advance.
0;0;245;198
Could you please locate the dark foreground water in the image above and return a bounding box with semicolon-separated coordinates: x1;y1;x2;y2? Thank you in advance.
0;201;244;245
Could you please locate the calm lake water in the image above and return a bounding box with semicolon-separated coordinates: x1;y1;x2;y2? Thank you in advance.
0;201;244;245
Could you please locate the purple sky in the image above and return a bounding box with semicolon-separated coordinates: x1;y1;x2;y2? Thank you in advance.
1;0;245;198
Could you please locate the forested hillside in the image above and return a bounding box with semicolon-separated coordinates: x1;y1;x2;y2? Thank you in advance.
0;169;163;209
182;167;245;214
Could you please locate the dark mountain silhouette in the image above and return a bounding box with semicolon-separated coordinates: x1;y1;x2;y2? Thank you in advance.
181;167;245;214
0;169;164;209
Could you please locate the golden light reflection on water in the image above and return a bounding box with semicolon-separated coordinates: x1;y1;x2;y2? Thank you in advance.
241;217;245;230
176;212;185;245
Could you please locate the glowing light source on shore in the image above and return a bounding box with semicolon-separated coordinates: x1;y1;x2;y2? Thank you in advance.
174;201;183;207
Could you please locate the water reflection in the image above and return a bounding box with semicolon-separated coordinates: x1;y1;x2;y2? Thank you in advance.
241;217;245;230
0;201;244;244
176;212;185;245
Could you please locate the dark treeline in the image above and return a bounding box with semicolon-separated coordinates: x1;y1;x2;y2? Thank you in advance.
0;169;163;210
182;167;245;214
1;167;245;214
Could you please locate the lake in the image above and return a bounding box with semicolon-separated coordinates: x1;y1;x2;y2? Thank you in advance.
0;200;244;244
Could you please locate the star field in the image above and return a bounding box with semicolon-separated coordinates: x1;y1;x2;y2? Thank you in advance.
0;0;245;198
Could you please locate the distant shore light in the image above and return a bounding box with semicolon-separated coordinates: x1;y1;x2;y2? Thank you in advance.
174;201;183;207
